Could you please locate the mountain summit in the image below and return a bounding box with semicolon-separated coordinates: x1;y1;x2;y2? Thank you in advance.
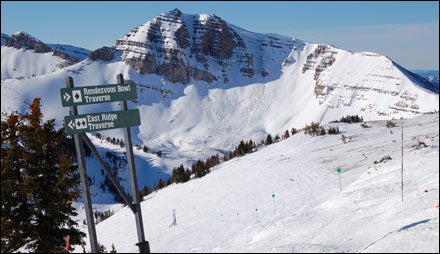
90;8;300;85
4;31;81;65
1;32;90;79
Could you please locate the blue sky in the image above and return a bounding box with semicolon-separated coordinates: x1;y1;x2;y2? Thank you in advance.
1;1;438;70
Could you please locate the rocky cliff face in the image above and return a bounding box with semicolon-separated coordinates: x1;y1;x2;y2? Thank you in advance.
105;8;295;84
5;32;80;67
88;46;117;62
285;43;438;117
5;32;52;53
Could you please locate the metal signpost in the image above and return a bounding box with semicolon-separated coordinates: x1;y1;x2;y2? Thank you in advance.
62;75;149;253
117;74;149;253
65;77;98;253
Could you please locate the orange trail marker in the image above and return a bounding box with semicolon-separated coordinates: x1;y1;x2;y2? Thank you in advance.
65;235;70;252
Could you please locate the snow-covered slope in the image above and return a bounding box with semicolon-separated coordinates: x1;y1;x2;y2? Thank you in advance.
72;112;439;253
47;44;91;62
1;46;70;80
137;43;439;156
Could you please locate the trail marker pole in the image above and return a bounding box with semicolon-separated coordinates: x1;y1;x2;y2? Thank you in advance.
65;235;70;253
401;121;404;202
337;167;342;192
255;208;259;222
272;194;276;215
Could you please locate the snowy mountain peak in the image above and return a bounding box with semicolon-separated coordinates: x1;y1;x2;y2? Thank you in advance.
1;31;91;80
109;9;301;84
5;31;50;52
162;8;182;17
12;31;42;41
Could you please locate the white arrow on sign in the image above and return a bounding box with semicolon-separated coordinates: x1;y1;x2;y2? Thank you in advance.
68;120;75;130
63;92;71;102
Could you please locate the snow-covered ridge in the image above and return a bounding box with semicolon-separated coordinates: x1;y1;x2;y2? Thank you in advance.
12;31;42;42
1;32;91;79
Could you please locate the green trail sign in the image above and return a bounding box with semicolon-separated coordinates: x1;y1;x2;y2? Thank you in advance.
60;83;137;107
64;109;140;134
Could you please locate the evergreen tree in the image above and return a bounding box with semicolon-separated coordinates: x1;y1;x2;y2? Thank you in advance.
1;113;30;252
110;243;117;253
237;140;246;156
193;159;206;178
154;178;165;190
171;164;190;183
156;150;163;158
139;185;152;200
265;134;273;145
282;130;290;139
1;98;85;253
247;139;256;152
291;128;299;136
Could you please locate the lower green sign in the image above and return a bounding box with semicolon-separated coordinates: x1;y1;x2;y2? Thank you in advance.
64;109;140;134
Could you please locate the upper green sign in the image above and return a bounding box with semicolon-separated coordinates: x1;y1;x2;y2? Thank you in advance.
60;83;137;107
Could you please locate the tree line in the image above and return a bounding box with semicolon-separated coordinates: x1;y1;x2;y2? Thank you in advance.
142;115;369;196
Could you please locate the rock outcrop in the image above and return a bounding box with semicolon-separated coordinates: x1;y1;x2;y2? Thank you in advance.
4;32;80;66
112;9;289;84
88;46;117;61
